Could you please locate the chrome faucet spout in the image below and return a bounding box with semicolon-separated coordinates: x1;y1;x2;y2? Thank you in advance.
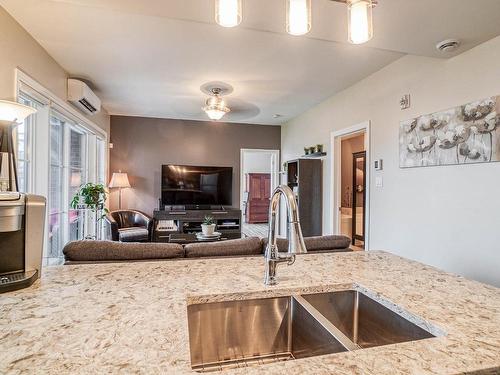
264;185;307;285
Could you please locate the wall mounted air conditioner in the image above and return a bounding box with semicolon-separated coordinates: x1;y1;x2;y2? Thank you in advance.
67;79;101;115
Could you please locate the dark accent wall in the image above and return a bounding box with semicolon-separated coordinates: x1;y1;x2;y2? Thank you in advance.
109;116;281;214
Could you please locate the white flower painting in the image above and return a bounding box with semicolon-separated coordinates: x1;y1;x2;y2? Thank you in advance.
400;96;500;168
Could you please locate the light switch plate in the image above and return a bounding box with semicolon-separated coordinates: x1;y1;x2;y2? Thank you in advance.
375;176;383;188
400;94;411;110
374;159;383;171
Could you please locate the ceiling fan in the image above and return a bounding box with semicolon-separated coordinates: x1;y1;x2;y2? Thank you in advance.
168;82;260;122
200;82;260;122
202;87;230;121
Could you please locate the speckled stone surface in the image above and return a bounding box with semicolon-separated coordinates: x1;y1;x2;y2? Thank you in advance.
1;251;499;374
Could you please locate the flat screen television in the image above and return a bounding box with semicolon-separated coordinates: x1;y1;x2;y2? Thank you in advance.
161;165;233;207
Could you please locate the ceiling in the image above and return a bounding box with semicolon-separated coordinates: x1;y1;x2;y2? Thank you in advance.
2;0;500;125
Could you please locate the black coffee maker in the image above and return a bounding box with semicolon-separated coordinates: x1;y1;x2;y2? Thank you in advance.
0;100;45;293
0;192;46;293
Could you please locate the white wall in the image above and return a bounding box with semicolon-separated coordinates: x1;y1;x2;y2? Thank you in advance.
282;36;500;287
243;152;273;174
0;6;110;134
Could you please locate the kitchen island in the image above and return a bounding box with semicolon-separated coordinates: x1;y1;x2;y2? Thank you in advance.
1;251;499;374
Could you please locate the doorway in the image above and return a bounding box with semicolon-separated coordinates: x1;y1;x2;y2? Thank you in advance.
330;122;370;250
351;150;366;248
240;149;279;238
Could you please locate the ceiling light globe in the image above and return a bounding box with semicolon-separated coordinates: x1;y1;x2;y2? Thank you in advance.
215;0;242;28
203;95;230;121
347;0;373;44
286;0;312;36
206;109;227;121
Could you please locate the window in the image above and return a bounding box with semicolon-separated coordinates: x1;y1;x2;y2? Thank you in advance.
48;113;64;260
16;72;107;265
15;94;42;193
96;137;106;185
48;110;89;261
68;126;87;243
95;137;106;239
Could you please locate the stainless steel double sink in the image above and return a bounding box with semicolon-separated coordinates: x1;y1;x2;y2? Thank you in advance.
187;288;438;372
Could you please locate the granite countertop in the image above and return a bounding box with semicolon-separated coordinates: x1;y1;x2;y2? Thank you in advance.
1;251;499;374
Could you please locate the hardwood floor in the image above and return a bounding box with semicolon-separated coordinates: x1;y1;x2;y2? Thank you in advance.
242;223;268;238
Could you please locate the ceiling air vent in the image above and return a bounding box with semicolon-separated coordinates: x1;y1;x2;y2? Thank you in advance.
436;39;461;53
78;98;97;113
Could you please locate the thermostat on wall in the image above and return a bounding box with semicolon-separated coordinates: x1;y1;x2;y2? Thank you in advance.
374;159;383;171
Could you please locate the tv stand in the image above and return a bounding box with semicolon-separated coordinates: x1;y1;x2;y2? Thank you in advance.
153;208;242;243
162;204;227;211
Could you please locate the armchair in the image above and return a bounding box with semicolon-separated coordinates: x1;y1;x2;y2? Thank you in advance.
105;210;153;242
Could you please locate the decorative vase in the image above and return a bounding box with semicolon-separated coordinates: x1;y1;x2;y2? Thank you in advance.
75;202;104;241
316;144;324;153
201;224;216;236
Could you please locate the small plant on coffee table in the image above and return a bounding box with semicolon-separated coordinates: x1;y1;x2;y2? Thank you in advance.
201;216;217;236
203;216;215;225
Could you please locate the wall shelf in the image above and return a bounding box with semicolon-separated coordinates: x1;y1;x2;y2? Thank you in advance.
301;152;327;158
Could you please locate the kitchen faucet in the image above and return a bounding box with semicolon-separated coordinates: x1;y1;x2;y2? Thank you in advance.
264;185;307;285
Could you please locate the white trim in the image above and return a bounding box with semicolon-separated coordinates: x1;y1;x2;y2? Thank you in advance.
240;148;280;219
15;69;106;138
14;68;108;262
330;121;371;250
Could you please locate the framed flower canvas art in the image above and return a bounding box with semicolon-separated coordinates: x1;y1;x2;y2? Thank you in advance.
399;96;500;168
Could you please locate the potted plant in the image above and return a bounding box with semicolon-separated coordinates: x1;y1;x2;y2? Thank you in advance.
201;215;216;236
71;183;109;240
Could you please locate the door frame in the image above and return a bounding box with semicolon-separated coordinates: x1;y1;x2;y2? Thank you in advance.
330;121;371;250
351;150;367;246
240;149;280;216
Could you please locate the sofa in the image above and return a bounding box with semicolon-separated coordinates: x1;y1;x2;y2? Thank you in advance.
63;235;352;264
261;235;352;254
63;240;184;264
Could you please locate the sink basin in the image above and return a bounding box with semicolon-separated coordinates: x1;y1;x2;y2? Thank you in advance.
187;296;348;372
187;289;439;372
302;290;435;348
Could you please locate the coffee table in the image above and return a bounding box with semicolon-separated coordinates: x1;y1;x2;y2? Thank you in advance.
168;233;241;245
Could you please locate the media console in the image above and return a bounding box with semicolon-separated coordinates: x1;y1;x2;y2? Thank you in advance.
153;207;242;243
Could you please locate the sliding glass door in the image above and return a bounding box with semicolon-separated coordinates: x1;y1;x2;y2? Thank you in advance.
48;110;90;262
15;79;107;265
68;126;87;243
96;137;106;185
48;113;64;260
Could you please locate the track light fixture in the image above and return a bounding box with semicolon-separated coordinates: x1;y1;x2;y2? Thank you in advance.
345;0;374;44
214;0;377;44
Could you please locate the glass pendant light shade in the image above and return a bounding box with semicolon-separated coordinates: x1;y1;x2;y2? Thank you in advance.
347;0;373;44
203;95;230;121
215;0;242;28
286;0;311;36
